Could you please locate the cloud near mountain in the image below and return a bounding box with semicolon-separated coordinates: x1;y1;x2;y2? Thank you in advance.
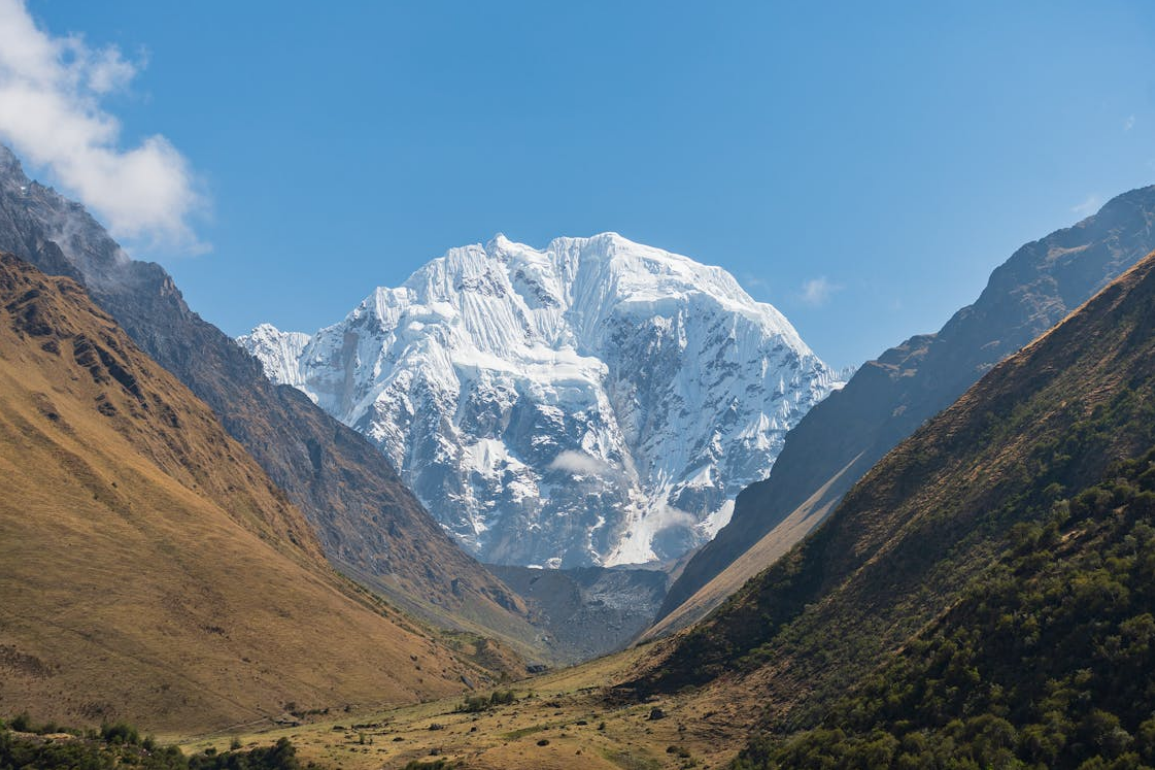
0;0;203;251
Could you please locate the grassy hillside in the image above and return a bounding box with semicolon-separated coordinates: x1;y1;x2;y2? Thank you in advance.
0;254;512;734
0;147;547;662
626;250;1155;765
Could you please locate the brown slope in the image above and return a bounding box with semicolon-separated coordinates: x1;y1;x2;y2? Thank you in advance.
655;185;1155;636
629;247;1155;729
0;253;506;733
0;146;545;658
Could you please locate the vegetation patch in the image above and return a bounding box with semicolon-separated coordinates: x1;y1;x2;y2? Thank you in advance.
401;760;455;770
454;689;517;714
601;747;662;770
500;723;553;740
733;447;1155;769
0;717;315;770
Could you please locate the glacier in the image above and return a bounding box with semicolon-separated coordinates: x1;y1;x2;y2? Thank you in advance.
239;233;841;567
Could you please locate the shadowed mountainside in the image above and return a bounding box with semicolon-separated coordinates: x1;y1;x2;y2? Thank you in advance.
630;250;1155;766
654;186;1155;637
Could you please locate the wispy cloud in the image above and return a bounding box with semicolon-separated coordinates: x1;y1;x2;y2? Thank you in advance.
651;502;696;531
1071;195;1101;218
799;276;840;307
741;273;769;291
549;450;610;477
1124;115;1136;132
0;0;204;252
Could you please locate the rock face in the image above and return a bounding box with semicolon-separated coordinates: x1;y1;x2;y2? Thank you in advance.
0;144;542;654
241;234;841;567
654;185;1155;634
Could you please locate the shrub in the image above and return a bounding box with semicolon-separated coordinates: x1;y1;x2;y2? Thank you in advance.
101;722;141;745
456;690;518;713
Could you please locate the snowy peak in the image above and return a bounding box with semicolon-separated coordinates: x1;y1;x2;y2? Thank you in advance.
236;324;312;390
389;232;811;355
240;234;842;567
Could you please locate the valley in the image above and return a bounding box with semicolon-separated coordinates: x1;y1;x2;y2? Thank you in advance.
6;154;1155;764
0;6;1152;766
178;645;752;770
5;151;1155;765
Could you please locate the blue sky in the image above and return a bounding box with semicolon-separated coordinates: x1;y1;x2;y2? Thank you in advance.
8;1;1155;369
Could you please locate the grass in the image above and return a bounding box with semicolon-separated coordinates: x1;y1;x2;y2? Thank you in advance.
601;748;664;770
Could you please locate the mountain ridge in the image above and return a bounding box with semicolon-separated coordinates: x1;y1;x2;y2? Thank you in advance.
675;247;1155;768
628;246;1155;728
0;252;511;732
654;185;1155;635
0;144;551;660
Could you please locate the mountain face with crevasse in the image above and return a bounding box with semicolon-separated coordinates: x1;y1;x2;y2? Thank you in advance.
241;234;841;567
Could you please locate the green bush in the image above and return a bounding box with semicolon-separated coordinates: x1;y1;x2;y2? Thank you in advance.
101;721;141;745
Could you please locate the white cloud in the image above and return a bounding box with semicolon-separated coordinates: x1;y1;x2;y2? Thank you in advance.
651;502;696;531
1071;195;1101;218
799;276;840;307
1124;115;1136;132
0;0;203;252
548;450;610;477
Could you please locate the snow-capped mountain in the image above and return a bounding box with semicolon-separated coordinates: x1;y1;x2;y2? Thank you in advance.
239;233;841;567
238;325;312;390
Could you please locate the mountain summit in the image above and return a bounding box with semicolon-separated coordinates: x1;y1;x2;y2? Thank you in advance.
241;233;840;567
